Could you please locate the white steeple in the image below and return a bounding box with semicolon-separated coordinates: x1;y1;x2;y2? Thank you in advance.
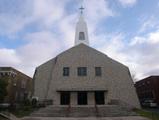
74;6;89;46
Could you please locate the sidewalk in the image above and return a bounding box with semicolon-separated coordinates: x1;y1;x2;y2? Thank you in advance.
21;116;150;120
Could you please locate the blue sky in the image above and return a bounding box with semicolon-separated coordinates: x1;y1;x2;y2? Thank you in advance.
0;0;159;80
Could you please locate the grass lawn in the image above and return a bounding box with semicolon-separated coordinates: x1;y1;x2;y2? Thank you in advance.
134;109;159;120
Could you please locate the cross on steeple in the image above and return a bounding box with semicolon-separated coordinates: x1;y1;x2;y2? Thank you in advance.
79;6;84;14
75;6;89;46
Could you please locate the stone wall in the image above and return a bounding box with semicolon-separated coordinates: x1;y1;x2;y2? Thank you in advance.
34;44;140;108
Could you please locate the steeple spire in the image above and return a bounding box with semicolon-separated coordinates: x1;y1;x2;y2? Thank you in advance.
74;6;89;46
79;6;84;14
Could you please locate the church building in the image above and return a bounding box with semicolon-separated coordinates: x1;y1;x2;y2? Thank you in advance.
33;8;140;109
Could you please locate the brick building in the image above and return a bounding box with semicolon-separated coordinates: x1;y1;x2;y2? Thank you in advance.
135;76;159;106
0;67;32;103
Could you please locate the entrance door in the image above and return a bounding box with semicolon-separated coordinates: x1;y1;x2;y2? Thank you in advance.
60;92;70;105
78;91;87;105
95;91;105;105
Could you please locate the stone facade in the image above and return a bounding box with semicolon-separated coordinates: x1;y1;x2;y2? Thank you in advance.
33;44;140;108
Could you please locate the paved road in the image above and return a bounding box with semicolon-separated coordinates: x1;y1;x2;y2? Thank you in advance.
21;116;150;120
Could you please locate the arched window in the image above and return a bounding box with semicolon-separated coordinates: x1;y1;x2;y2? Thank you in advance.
79;32;85;40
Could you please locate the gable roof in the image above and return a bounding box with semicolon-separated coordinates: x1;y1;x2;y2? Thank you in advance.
37;43;127;69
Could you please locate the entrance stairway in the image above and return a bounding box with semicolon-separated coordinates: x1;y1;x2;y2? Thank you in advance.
31;105;137;117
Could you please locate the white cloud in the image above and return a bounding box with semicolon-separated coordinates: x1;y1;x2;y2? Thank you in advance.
16;31;64;76
127;38;159;79
0;48;20;66
130;36;146;45
127;32;159;79
130;30;159;45
149;31;159;44
84;0;113;23
138;16;159;33
0;0;33;36
92;30;159;80
32;0;66;28
0;14;31;37
0;31;67;77
58;14;77;48
97;33;128;65
0;0;66;36
118;0;137;7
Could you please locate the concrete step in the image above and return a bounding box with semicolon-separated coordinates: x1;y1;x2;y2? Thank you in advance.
31;105;137;117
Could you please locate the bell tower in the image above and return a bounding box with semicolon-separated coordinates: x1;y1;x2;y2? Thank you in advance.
74;6;89;46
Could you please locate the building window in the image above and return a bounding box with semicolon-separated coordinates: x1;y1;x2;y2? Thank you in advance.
79;32;85;40
60;92;70;105
95;67;101;76
63;67;69;76
95;91;105;105
78;67;87;76
78;92;87;105
21;80;26;89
